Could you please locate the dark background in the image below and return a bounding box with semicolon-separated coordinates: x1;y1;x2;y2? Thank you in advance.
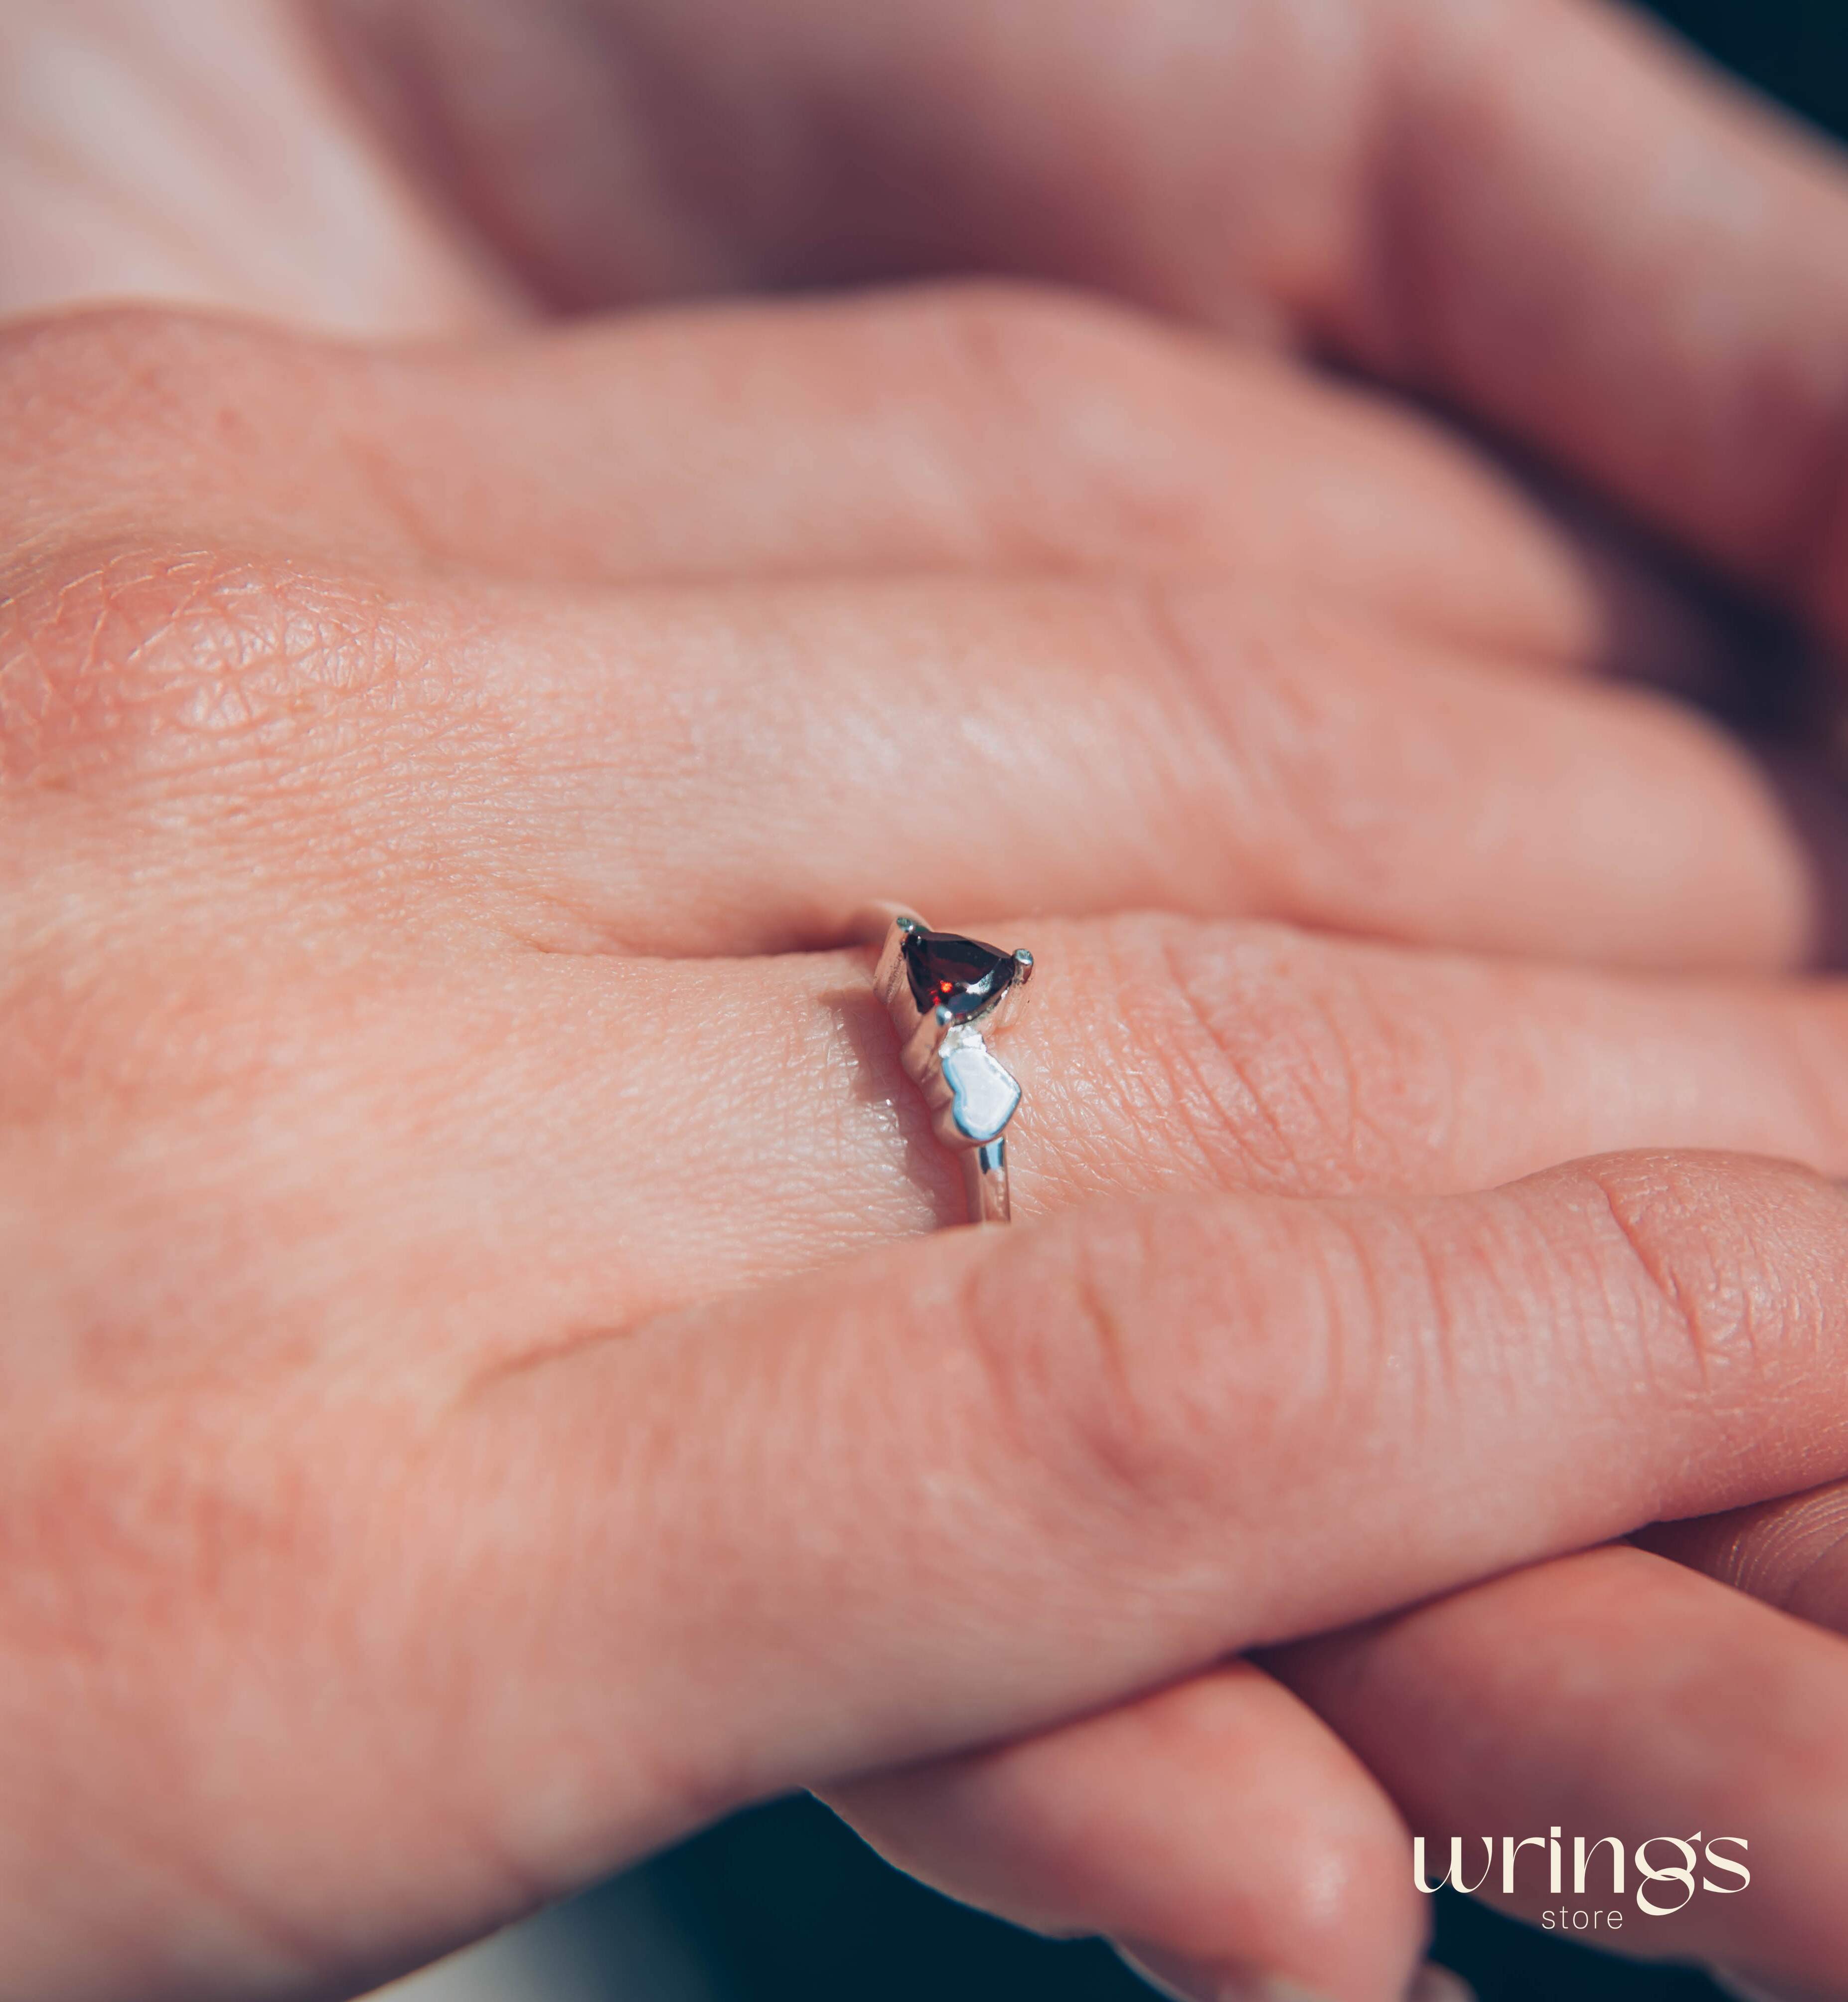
510;7;1845;2000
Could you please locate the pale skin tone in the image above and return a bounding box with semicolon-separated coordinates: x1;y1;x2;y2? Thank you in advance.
11;6;1848;2002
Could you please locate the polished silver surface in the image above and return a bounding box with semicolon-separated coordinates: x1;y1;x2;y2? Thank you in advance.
961;1138;1011;1226
867;906;1032;1227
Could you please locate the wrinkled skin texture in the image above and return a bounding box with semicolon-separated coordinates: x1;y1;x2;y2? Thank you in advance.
9;6;1848;2002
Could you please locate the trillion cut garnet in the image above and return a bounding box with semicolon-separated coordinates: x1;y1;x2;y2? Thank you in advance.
902;928;1019;1021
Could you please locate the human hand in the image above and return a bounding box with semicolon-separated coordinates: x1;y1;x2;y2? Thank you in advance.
2;288;1847;2002
16;0;1848;653
18;3;1848;2002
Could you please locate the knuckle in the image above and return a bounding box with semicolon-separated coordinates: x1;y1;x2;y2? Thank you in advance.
1137;583;1402;899
1067;913;1426;1194
957;1200;1246;1528
0;534;419;797
0;313;408;799
920;276;1160;370
1576;1152;1844;1391
907;281;1230;554
1109;579;1424;934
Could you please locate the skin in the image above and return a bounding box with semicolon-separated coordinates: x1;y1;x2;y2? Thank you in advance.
6;4;1848;2001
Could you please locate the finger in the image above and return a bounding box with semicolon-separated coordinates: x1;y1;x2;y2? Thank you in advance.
1638;1482;1848;1638
27;1150;1848;1990
0;0;510;335
830;1665;1428;2002
44;914;1848;1346
428;1155;1848;1869
7;294;1693;676
25;5;1848;644
1273;1546;1848;1990
46;550;1815;966
324;0;1848;638
378;571;1832;967
841;917;1848;1225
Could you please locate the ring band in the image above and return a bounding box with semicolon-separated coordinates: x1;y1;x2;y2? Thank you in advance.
869;908;1034;1226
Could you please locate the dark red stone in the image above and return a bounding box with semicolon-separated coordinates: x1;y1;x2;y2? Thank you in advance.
902;928;1018;1021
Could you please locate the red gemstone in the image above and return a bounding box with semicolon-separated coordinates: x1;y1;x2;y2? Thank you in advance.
902;928;1019;1021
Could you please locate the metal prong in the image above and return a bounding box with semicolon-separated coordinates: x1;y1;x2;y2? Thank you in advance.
846;900;922;946
872;908;927;1006
982;948;1036;1034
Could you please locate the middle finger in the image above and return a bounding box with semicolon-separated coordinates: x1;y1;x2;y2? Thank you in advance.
60;553;1822;970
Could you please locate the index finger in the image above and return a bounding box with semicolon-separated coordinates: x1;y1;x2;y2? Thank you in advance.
31;1149;1848;1993
439;1151;1848;1868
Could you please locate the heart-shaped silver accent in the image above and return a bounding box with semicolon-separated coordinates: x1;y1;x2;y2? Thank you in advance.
940;1039;1022;1145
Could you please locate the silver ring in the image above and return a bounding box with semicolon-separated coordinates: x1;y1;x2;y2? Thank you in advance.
868;906;1034;1226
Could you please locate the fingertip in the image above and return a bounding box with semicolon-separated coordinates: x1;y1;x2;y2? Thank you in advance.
1115;1946;1475;2002
831;1664;1424;2002
1114;1940;1337;2001
1710;1970;1837;2002
1404;1970;1477;2002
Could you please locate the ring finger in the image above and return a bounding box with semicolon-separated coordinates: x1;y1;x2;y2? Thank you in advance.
41;555;1823;970
48;908;1848;1364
